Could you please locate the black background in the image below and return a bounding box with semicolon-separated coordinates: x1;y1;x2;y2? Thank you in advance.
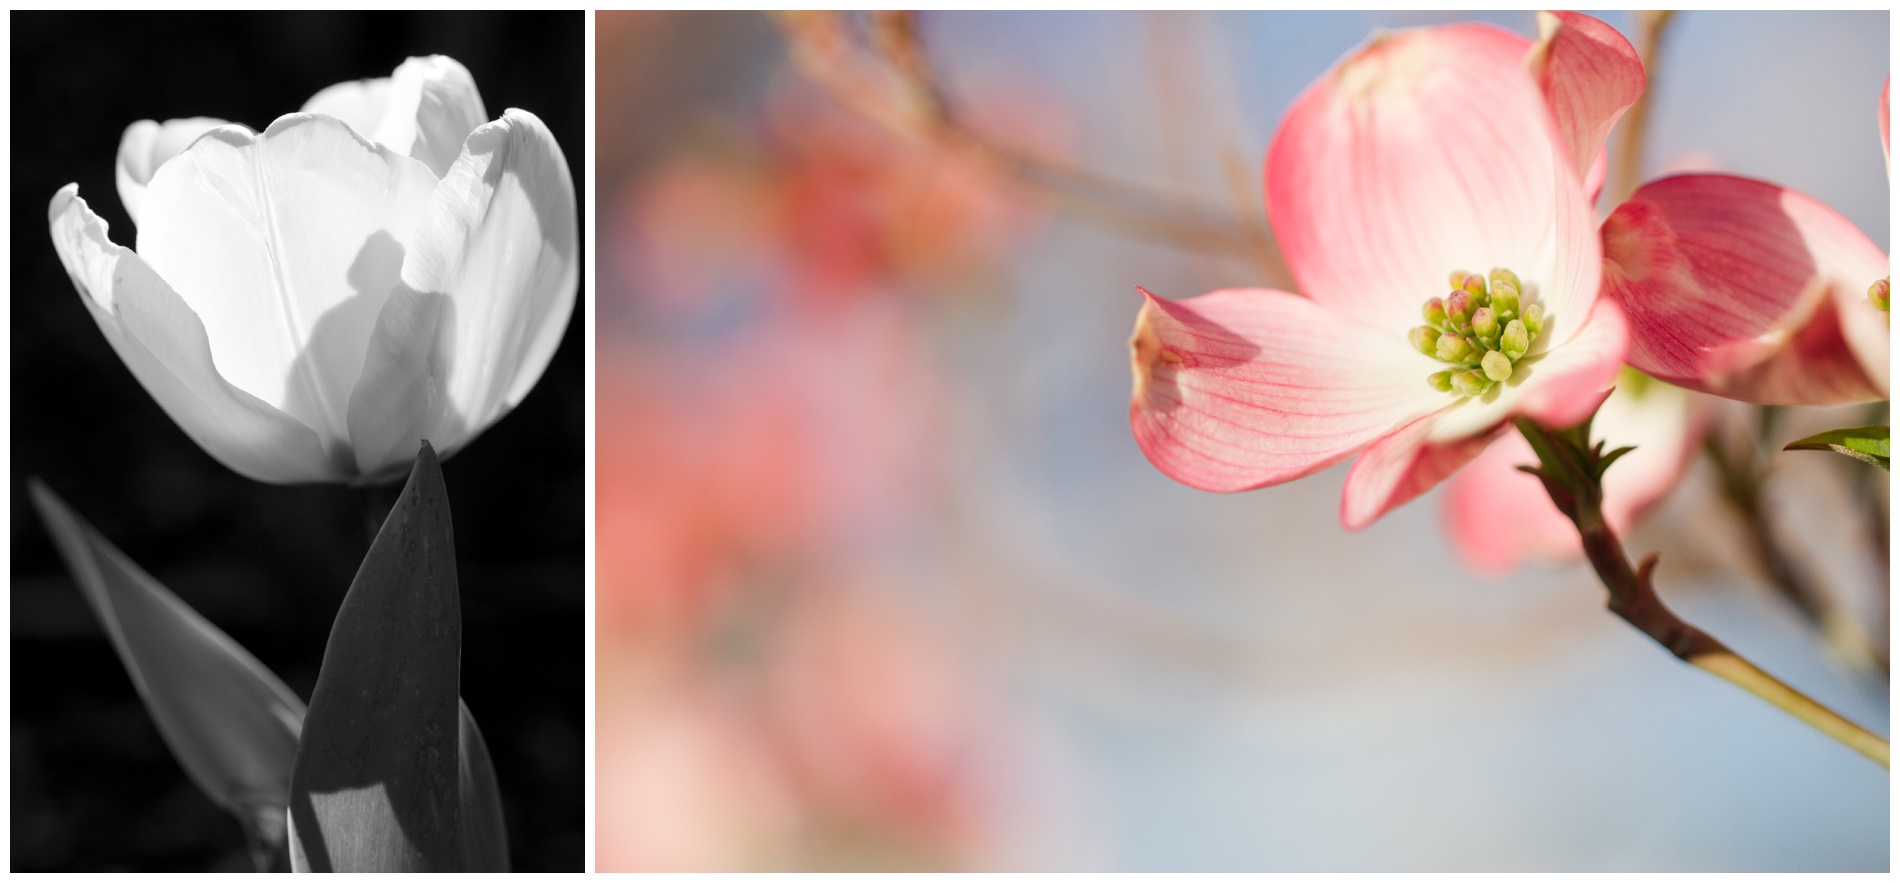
11;12;584;871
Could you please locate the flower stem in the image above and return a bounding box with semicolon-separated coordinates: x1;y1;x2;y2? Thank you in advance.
1514;416;1889;767
355;481;402;545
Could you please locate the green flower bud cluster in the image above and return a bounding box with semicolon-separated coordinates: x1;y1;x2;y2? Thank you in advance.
1411;268;1546;397
1871;277;1890;316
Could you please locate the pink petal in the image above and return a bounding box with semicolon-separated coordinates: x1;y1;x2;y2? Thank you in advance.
1340;414;1503;531
1265;22;1600;337
1128;287;1438;494
1602;173;1889;404
1525;11;1645;198
1440;430;1573;574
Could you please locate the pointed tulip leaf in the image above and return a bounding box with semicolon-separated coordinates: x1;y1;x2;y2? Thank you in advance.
458;699;510;871
1783;425;1890;470
289;441;464;872
27;480;305;870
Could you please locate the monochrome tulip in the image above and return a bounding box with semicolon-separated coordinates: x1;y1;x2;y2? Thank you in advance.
50;55;576;484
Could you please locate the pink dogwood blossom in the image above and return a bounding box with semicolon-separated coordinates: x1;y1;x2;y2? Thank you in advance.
1130;13;1639;529
1601;78;1890;405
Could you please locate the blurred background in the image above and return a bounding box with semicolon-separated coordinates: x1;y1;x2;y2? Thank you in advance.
11;12;583;871
596;11;1888;871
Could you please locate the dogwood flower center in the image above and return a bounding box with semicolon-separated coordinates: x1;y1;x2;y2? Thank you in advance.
1409;267;1546;397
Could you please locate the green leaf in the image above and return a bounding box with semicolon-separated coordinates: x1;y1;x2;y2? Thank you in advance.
1783;425;1890;470
28;480;305;871
1596;445;1638;477
289;441;472;872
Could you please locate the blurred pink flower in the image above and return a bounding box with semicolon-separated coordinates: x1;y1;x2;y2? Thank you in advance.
1601;78;1890;405
595;300;942;639
1442;371;1712;574
758;578;998;862
1130;14;1638;529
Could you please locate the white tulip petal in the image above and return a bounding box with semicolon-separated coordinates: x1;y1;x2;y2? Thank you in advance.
49;184;340;483
115;117;230;226
301;77;392;142
359;108;577;465
344;283;457;483
303;56;488;180
135;114;439;455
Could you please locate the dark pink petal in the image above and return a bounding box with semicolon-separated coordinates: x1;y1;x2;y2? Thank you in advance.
1340;414;1503;531
1266;22;1600;336
1525;11;1645;196
1128;287;1438;494
1602;173;1888;404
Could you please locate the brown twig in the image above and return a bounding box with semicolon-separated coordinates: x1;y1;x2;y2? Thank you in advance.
1609;10;1676;205
774;11;1288;280
1515;416;1889;767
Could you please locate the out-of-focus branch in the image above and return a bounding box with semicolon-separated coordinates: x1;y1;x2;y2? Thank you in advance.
1703;409;1888;678
774;11;1289;283
1610;10;1676;206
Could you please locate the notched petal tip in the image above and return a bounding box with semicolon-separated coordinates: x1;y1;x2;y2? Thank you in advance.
1128;288;1183;403
1128;287;1438;495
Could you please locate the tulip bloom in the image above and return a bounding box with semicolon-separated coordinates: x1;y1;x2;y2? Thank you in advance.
1443;371;1710;574
1130;14;1638;528
1600;78;1890;405
50;56;577;484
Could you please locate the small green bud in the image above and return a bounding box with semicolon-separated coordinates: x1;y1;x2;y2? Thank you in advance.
1501;319;1529;360
1422;297;1447;327
1436;333;1474;363
1445;291;1473;327
1487;268;1520;294
1409;326;1440;356
1451;370;1489;397
1481;349;1513;382
1522;303;1544;338
1489;280;1519;317
1461;273;1488;299
1470;306;1499;340
1427;370;1455;393
1871;278;1890;313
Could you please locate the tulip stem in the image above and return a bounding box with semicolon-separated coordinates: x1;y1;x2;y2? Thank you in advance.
1514;416;1890;768
355;481;402;545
